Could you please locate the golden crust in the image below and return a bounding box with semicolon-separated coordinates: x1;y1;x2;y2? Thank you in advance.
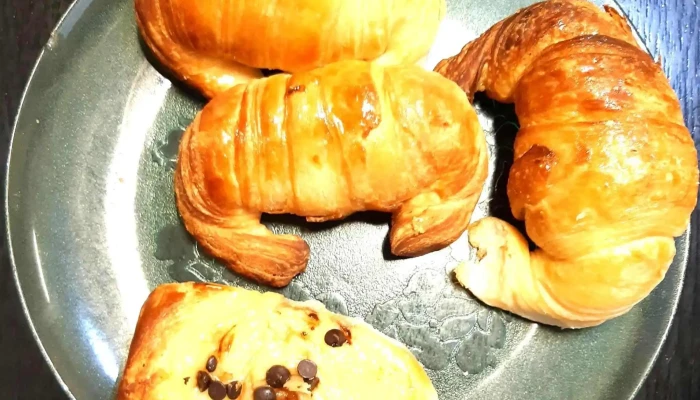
116;282;438;399
134;0;445;98
175;60;488;287
436;0;699;328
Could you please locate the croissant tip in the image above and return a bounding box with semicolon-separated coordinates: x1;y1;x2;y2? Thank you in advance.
453;261;470;287
453;258;487;296
229;260;308;289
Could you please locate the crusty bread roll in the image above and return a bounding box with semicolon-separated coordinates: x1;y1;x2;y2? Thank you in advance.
116;282;438;399
175;60;488;287
134;0;445;98
434;0;699;328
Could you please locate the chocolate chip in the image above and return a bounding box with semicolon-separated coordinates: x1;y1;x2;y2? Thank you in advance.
184;377;190;385
226;381;242;399
307;376;320;391
206;355;218;372
208;381;227;400
266;365;291;388
297;359;317;380
197;371;211;392
253;386;276;400
324;329;347;347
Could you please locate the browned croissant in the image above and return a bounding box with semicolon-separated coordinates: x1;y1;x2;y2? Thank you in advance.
435;0;699;328
134;0;445;98
175;60;488;288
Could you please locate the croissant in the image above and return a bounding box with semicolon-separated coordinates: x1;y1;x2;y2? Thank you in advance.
116;282;438;399
134;0;445;98
175;60;488;288
434;0;699;328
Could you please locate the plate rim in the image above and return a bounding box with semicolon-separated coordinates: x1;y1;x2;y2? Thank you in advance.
2;0;688;399
4;0;84;398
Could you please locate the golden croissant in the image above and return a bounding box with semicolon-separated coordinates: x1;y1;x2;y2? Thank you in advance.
175;60;488;288
134;0;445;98
116;282;438;399
435;0;699;328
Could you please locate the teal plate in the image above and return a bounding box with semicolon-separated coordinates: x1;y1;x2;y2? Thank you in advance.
5;0;689;399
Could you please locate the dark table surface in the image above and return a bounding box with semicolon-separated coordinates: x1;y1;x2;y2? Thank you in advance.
1;0;698;399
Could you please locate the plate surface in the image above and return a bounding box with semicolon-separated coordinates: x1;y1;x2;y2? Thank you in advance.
5;0;689;399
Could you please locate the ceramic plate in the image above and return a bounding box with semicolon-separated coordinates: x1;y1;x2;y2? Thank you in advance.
5;0;689;399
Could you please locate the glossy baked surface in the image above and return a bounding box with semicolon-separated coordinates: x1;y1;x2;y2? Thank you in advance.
175;60;487;287
134;0;445;97
4;0;695;399
436;0;698;328
117;282;437;399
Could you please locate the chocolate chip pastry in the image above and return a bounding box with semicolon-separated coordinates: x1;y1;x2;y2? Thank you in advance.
175;60;489;287
435;0;699;328
116;282;438;399
134;0;445;98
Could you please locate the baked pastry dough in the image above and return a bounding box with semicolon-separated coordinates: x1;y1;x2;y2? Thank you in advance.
134;0;445;98
116;282;438;399
175;60;488;288
435;0;699;328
